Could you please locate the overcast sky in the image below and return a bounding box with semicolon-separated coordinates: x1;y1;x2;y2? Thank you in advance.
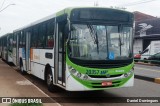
0;0;159;36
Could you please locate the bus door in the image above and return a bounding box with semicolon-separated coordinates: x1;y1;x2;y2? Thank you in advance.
55;19;66;87
26;32;31;71
12;33;19;66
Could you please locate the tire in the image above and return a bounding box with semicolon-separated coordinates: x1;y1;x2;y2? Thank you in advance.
46;68;58;92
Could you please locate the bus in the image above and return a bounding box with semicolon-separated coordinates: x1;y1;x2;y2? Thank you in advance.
0;33;14;63
5;7;134;91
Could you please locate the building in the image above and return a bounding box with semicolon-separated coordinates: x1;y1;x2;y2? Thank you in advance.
133;11;156;21
133;12;160;54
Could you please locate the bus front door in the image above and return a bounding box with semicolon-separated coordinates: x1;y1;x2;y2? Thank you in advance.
55;21;66;87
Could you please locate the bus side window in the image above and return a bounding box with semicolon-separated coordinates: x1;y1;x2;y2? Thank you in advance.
47;36;54;47
31;26;38;48
19;33;22;47
38;23;46;48
46;21;54;48
22;31;26;47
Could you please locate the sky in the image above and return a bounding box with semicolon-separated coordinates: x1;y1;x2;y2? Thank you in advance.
0;0;160;36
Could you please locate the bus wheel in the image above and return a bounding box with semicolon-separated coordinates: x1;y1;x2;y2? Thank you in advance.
47;68;57;92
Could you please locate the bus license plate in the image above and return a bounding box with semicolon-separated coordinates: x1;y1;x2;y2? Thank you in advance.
101;81;112;86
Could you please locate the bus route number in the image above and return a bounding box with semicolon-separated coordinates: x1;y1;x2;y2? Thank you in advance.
86;70;107;75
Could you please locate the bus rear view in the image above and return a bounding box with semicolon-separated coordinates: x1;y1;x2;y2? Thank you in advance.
65;8;134;91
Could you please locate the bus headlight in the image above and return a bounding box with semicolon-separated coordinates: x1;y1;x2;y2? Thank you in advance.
70;69;77;74
124;69;134;78
77;73;82;78
124;73;128;77
68;66;89;80
83;74;89;80
68;66;72;70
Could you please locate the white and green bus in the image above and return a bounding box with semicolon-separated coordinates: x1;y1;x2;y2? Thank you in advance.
11;7;134;91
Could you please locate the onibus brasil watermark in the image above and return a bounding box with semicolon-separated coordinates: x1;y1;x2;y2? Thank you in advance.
0;97;160;103
1;98;42;104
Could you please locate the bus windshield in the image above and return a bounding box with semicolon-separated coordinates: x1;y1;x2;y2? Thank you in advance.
68;24;133;60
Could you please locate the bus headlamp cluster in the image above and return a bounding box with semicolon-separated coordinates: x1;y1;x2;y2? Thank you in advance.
124;69;134;78
69;66;89;80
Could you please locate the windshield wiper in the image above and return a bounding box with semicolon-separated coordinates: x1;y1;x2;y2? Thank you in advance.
87;24;99;53
118;25;122;56
95;31;99;53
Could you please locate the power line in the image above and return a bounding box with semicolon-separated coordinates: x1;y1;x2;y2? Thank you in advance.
119;0;158;7
0;0;6;10
0;3;15;13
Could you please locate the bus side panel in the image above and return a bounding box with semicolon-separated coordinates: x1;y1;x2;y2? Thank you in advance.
30;49;54;80
31;49;41;78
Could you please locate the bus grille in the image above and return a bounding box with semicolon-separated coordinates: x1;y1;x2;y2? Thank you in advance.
88;74;123;78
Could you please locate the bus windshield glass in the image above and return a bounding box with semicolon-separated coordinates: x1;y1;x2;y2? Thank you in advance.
68;24;133;60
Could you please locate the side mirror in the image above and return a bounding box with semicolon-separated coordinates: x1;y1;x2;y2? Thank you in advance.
64;24;69;35
70;25;75;31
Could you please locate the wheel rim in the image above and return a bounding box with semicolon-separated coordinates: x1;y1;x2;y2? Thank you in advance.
47;73;53;85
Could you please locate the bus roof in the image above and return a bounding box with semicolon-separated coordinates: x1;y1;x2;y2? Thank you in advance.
0;33;12;38
14;7;133;32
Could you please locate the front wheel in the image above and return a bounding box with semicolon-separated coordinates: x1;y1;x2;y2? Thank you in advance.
46;68;58;92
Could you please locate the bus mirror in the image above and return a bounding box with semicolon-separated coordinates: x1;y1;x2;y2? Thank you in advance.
65;24;69;34
65;24;70;39
70;25;75;31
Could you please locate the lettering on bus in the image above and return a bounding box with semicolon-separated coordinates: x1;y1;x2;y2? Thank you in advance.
34;55;40;60
86;70;108;75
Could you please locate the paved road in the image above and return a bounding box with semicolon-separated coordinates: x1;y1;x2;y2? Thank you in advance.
0;59;59;106
11;64;160;106
135;64;160;78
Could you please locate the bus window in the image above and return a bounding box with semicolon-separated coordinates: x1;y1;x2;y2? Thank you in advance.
22;31;26;47
19;32;23;48
59;32;62;52
38;23;46;48
31;26;38;48
47;36;54;47
13;34;17;47
46;21;54;48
